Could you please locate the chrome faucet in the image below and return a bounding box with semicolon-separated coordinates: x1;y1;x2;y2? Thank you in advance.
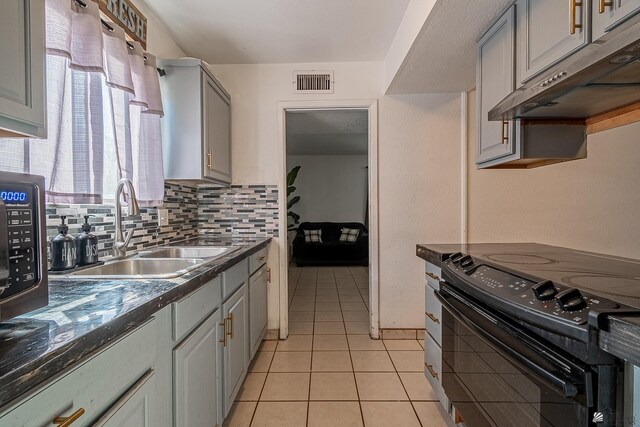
113;179;140;257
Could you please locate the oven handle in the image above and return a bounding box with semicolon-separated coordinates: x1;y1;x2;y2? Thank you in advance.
435;289;580;398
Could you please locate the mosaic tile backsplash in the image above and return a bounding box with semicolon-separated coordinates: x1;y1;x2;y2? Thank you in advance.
198;185;279;238
45;183;278;260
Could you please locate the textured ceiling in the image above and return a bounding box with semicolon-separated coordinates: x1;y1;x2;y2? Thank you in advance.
386;0;516;94
141;0;410;64
286;110;368;155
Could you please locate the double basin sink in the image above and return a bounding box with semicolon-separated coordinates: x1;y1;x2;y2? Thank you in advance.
68;246;239;279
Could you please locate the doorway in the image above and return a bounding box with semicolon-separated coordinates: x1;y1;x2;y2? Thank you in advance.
276;100;379;339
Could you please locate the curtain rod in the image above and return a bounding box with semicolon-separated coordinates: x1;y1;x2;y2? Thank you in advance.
73;0;167;75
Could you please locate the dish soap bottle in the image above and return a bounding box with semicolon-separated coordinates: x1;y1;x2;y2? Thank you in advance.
76;215;99;266
50;216;77;271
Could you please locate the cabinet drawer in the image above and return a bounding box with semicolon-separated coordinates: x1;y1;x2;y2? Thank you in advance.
249;247;268;276
1;318;157;426
425;261;441;290
425;285;442;346
173;277;222;342
223;258;248;299
424;332;447;408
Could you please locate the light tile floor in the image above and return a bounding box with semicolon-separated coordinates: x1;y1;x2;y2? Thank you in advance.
224;266;451;427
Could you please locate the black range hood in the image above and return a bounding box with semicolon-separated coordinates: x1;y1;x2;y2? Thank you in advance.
489;14;640;121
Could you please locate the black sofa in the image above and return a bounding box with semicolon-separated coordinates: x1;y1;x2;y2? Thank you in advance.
292;222;369;266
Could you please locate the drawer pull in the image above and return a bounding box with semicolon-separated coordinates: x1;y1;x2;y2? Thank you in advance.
599;0;613;13
267;267;271;283
425;312;440;324
219;320;228;347
53;408;85;427
207;151;212;170
227;313;234;339
425;363;439;379
501;120;509;144
570;0;583;34
259;256;267;262
425;272;440;281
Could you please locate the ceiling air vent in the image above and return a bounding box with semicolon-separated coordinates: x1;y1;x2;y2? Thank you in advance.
293;71;334;94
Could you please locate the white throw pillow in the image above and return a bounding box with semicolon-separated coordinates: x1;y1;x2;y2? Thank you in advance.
304;229;323;243
339;228;360;243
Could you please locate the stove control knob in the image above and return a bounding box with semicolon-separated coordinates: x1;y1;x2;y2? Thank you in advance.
460;255;474;268
450;252;464;264
532;280;557;301
556;288;587;312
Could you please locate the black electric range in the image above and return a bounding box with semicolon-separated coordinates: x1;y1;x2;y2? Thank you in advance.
432;244;640;427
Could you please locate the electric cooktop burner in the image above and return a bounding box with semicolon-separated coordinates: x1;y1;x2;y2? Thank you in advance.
485;253;558;265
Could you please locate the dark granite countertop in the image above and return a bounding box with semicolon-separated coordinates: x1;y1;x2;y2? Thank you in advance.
416;242;640;367
0;237;271;409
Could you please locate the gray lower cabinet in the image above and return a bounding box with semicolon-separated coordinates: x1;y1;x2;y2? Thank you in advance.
423;263;449;412
173;309;223;427
593;0;640;40
476;5;519;167
0;318;157;426
249;265;269;359
93;369;158;427
0;0;46;138
223;283;249;416
516;0;590;85
158;58;232;184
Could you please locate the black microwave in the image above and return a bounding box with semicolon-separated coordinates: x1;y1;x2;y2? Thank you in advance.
0;172;48;321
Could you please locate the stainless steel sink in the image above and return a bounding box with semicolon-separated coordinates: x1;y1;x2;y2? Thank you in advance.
138;246;237;259
69;258;205;279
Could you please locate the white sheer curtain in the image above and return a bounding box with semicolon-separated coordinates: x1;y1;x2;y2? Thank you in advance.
0;0;164;207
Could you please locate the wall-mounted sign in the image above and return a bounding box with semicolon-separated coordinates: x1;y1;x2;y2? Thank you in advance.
97;0;148;49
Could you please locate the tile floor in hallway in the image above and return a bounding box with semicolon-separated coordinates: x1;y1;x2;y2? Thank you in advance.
223;266;451;427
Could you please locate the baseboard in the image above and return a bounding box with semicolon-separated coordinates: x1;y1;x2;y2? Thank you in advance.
380;328;426;340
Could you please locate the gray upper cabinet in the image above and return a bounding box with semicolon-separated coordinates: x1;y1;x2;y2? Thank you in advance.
593;0;640;40
158;58;231;184
476;5;519;166
516;0;590;85
0;0;46;138
203;77;232;183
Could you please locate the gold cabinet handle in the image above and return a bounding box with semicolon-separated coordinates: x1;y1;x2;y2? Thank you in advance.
425;272;440;281
259;256;267;262
425;312;440;324
599;0;613;13
425;363;439;379
227;313;234;339
267;267;271;283
207;151;212;170
53;408;85;427
501;120;509;144
570;0;583;34
219;320;228;347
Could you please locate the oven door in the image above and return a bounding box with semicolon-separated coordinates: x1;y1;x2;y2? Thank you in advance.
436;284;593;427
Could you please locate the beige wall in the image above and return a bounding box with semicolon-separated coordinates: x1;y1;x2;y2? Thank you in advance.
136;1;186;58
467;90;640;259
378;93;462;328
210;62;462;329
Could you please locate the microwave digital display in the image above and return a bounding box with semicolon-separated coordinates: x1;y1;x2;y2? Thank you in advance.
1;191;28;202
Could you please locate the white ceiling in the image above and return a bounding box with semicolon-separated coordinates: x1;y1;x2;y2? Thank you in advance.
142;0;410;64
286;110;368;155
386;0;515;94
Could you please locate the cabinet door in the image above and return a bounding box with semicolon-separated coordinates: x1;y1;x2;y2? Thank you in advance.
93;370;158;427
174;310;223;427
517;0;590;84
223;283;248;415
250;266;268;358
203;75;231;183
476;6;517;165
593;0;640;40
0;0;46;138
